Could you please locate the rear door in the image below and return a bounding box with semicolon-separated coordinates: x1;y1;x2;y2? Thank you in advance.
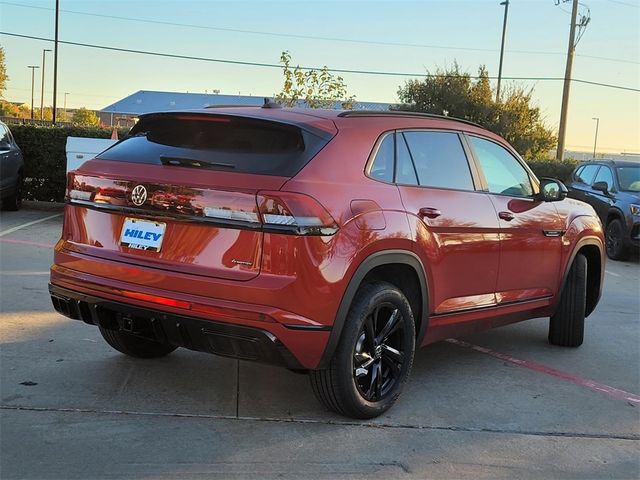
466;135;564;303
65;112;335;281
393;130;500;315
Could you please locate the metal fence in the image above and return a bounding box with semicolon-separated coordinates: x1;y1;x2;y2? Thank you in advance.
1;116;74;127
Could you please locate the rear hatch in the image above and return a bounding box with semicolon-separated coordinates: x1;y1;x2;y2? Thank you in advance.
65;110;337;281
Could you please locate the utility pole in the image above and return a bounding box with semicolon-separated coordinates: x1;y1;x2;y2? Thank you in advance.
496;0;510;103
592;117;600;159
27;65;40;120
556;0;589;161
40;49;52;120
64;92;69;119
52;0;60;125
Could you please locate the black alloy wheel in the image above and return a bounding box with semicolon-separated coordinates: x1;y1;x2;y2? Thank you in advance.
353;303;406;402
309;282;415;419
605;218;627;260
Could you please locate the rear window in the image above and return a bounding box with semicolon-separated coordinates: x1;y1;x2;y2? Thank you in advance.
97;113;333;176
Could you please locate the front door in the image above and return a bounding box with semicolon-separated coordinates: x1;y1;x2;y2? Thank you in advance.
467;135;564;303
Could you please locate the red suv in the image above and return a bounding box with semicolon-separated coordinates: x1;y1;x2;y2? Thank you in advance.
50;106;605;418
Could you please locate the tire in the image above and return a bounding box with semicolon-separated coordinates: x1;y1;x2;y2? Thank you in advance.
2;173;23;211
310;282;416;419
549;253;587;347
605;218;628;261
99;326;177;358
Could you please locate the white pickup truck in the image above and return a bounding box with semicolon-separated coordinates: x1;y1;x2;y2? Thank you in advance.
66;137;118;173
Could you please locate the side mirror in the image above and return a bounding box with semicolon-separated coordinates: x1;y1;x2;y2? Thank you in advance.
592;181;610;194
538;177;568;202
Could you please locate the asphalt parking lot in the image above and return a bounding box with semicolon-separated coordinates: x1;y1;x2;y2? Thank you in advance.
1;206;638;479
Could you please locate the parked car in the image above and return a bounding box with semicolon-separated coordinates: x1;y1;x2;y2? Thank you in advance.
566;159;640;260
49;107;605;419
0;121;25;211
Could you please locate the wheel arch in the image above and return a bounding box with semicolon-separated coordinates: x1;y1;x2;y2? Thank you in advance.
606;207;625;225
560;237;604;318
316;250;429;369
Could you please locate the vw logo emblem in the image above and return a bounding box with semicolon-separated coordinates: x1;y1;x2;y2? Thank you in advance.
130;185;147;206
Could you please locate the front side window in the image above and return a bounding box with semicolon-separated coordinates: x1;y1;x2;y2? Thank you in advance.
470;136;533;197
402;131;474;190
593;166;614;191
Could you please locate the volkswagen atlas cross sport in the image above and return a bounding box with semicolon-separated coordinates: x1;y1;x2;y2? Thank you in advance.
49;105;605;419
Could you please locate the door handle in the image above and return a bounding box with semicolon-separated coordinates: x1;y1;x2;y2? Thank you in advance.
419;207;442;219
498;211;515;221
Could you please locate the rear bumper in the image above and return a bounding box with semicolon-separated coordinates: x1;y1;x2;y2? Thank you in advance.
49;278;329;370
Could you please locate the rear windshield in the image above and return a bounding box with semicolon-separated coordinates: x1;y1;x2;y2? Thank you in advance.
617;166;640;192
97;113;333;176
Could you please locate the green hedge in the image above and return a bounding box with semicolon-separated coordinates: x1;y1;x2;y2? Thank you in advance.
526;159;579;183
10;124;129;202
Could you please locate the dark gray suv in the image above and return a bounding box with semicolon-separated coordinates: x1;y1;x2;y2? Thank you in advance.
0;121;24;211
567;159;640;260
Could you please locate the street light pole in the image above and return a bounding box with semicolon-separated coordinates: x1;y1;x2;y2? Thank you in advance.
496;0;510;103
40;49;52;120
592;117;600;159
64;92;69;119
52;0;60;125
27;65;40;120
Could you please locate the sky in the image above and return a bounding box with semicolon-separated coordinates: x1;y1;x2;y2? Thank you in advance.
1;0;638;154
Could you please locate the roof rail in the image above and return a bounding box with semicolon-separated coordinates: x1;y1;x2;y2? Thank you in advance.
204;104;259;109
337;110;483;128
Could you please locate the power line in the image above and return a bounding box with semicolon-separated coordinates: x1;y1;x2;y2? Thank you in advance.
2;31;639;93
0;1;637;65
604;0;640;7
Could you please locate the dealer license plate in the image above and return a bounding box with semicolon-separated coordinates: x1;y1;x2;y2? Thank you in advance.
120;218;166;252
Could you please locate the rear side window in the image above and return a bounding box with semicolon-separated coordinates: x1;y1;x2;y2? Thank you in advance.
576;165;599;185
396;134;418;185
470;136;533;197
369;135;394;182
402;132;474;190
98;114;333;177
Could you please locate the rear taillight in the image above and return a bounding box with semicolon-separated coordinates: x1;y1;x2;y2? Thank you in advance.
65;174;338;236
257;191;338;236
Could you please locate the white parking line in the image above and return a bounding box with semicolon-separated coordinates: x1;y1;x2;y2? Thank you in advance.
605;270;621;277
0;213;62;237
0;271;50;276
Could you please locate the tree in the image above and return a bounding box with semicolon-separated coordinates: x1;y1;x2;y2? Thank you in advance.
0;46;7;98
0;100;30;118
72;108;100;126
395;64;555;159
275;51;355;109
